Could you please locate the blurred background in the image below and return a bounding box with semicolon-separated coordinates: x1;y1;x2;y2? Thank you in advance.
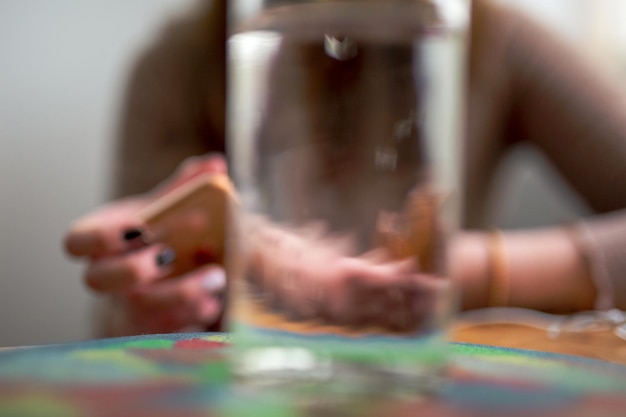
0;0;197;346
0;0;625;347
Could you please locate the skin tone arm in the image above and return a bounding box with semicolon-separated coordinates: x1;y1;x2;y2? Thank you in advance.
232;217;598;322
450;1;626;314
241;220;598;318
452;229;596;313
67;151;598;338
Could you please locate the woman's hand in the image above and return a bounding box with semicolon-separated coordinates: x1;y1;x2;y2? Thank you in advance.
246;221;447;333
64;155;229;336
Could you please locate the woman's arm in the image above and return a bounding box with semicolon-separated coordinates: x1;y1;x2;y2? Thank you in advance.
505;4;626;311
457;1;626;312
451;229;596;313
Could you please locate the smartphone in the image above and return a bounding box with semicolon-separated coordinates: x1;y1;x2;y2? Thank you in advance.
138;173;236;276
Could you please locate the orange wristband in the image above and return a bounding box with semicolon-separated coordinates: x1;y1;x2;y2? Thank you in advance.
487;230;510;307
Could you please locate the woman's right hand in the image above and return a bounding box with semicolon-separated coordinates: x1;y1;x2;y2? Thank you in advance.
245;222;446;332
64;155;229;336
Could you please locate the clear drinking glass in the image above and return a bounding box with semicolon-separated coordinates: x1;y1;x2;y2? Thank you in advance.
227;0;469;403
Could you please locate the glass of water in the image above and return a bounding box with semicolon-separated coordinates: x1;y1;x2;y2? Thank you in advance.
227;0;469;403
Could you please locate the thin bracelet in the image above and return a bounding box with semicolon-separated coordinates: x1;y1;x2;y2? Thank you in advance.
487;229;510;307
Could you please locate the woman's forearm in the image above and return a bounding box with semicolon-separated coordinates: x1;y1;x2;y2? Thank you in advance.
450;228;597;313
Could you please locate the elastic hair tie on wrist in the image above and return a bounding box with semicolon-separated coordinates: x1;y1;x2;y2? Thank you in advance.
487;229;510;307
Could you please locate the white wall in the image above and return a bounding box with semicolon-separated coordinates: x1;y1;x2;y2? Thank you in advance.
0;0;195;347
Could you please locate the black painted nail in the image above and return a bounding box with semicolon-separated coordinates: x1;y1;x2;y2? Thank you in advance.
156;248;176;267
122;228;144;241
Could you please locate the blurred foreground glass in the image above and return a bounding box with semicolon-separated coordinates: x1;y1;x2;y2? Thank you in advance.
227;0;469;402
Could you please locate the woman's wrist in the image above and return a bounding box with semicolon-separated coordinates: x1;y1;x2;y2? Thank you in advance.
449;228;597;313
449;232;491;310
504;228;595;312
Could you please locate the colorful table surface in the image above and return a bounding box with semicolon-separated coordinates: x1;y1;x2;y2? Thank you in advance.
1;333;626;417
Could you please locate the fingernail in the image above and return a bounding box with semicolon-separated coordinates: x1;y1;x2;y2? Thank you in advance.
156;248;176;267
122;227;144;241
202;269;226;292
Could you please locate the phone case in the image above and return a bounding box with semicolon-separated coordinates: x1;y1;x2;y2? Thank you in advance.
138;173;236;276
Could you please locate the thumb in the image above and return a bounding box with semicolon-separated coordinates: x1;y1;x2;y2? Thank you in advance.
155;153;228;196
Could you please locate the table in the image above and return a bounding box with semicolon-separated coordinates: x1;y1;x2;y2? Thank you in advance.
452;323;626;365
1;328;625;417
452;308;626;365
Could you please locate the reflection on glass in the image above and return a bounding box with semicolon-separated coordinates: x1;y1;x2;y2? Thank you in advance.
227;0;469;404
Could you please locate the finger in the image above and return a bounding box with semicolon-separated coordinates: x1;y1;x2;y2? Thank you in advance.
358;248;393;264
178;153;228;177
322;258;418;325
153;153;228;196
128;266;226;312
127;266;226;331
358;272;444;332
84;245;175;292
65;153;227;259
130;295;222;334
64;198;147;258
